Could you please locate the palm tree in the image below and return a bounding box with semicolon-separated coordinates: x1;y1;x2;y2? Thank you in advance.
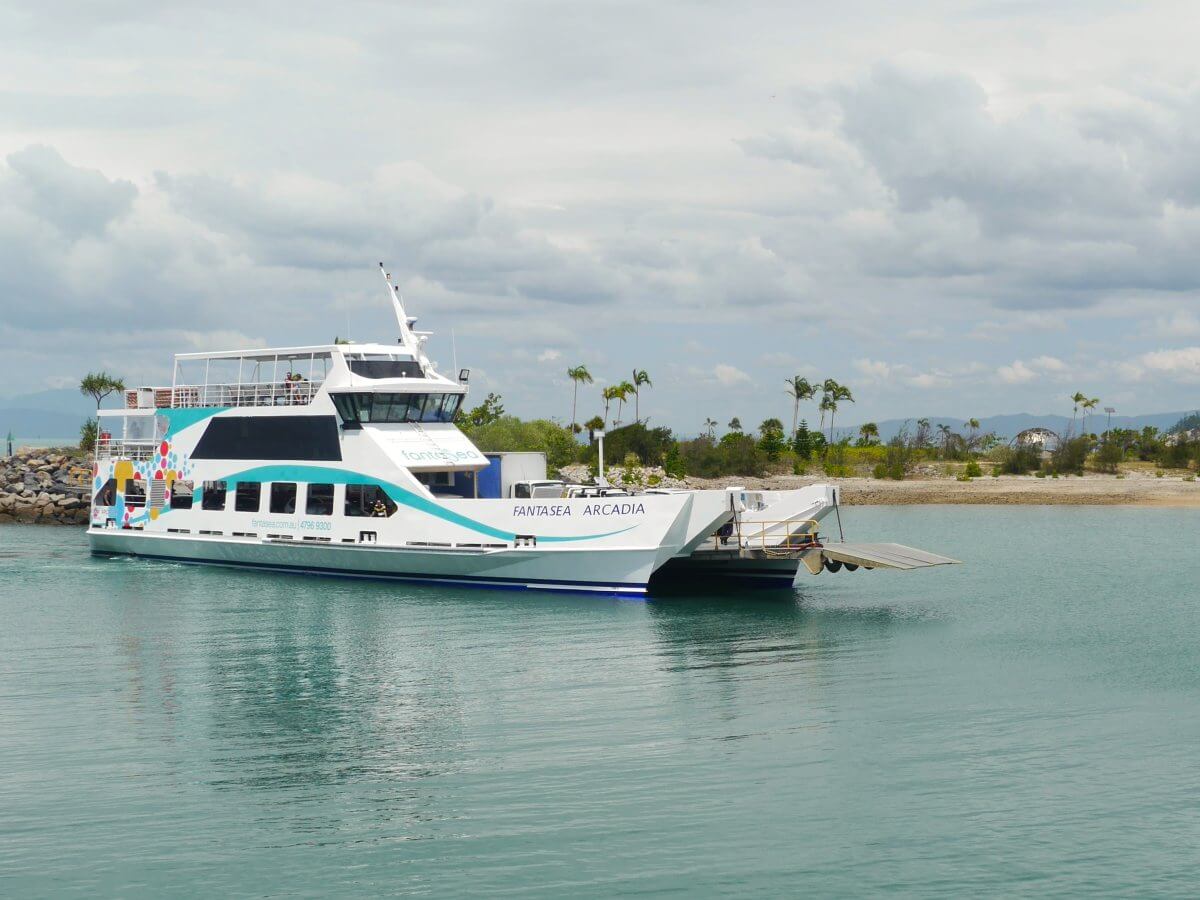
822;379;854;444
631;369;652;423
1071;392;1087;435
584;415;605;443
785;376;816;440
859;422;880;445
727;417;742;432
937;423;953;457
704;418;718;438
613;380;635;425
967;417;981;449
1082;397;1099;436
916;417;931;449
601;386;619;427
566;365;593;434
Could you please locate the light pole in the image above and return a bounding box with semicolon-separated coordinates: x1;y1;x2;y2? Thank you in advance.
596;430;607;486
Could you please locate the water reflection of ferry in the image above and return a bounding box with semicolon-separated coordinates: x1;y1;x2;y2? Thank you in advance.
88;265;956;596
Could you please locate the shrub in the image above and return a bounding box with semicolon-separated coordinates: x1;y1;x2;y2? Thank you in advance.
1047;436;1089;476
964;460;982;478
79;418;98;453
995;444;1041;475
1094;434;1124;474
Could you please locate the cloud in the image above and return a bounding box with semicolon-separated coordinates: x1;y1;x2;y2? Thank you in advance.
997;360;1037;384
537;348;561;363
1136;347;1200;381
714;364;751;386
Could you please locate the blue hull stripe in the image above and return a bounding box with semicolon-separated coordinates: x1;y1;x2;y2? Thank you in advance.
92;549;648;595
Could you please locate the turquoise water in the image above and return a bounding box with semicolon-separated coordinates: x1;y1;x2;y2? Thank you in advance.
3;507;1200;896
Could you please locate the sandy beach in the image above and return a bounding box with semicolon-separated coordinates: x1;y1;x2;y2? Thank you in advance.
683;471;1200;507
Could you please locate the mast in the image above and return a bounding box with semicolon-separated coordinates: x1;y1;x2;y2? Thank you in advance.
379;263;419;356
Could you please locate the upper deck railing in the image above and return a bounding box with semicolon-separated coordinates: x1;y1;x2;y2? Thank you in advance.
124;380;323;410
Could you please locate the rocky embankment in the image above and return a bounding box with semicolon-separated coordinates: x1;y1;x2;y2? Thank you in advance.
0;450;92;525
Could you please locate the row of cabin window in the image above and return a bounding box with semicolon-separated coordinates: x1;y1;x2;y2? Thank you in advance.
197;481;396;517
95;478;396;517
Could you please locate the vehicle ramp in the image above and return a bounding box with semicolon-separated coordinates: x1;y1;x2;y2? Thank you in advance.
801;542;960;574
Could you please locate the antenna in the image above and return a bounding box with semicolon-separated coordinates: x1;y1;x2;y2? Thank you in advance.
451;328;458;379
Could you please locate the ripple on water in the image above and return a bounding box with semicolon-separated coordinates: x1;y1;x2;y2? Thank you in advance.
3;509;1200;896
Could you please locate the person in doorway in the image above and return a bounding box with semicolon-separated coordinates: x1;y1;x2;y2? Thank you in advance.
372;497;388;517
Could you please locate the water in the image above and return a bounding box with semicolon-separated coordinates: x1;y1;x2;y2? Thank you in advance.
3;507;1200;897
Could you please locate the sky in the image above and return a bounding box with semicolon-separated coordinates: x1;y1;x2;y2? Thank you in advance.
3;0;1200;433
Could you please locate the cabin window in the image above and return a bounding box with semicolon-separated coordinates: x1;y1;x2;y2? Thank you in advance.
171;480;194;510
235;482;262;512
94;478;117;506
306;483;334;515
270;482;297;514
345;484;396;518
513;483;531;499
201;480;227;510
124;479;147;507
329;392;464;426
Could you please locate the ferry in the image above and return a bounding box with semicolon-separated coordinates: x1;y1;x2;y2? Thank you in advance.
87;266;956;595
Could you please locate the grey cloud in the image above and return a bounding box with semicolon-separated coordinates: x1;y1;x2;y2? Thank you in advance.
4;145;136;237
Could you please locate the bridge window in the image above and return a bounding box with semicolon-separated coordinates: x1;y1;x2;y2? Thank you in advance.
306;483;334;516
235;482;261;512
345;484;396;518
270;482;297;514
330;392;464;427
201;480;227;510
171;480;194;510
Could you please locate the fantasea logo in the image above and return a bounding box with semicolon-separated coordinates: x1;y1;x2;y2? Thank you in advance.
513;502;646;517
400;449;481;462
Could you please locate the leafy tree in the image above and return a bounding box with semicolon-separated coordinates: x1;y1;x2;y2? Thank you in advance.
468;416;578;474
458;392;505;429
915;417;932;449
80;372;125;410
79;371;124;455
567;365;593;434
663;442;686;478
793;420;813;460
631;369;652;423
757;418;786;461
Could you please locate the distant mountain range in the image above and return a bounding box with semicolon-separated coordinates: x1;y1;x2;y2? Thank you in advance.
835;411;1200;442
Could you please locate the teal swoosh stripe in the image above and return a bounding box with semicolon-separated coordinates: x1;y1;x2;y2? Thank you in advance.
164;407;230;437
223;464;635;543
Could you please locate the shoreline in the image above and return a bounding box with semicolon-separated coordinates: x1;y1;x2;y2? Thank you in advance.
682;473;1200;507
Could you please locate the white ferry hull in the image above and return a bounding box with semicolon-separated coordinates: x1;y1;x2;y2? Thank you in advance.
88;529;664;595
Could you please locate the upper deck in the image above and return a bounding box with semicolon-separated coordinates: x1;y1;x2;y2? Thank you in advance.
119;342;463;412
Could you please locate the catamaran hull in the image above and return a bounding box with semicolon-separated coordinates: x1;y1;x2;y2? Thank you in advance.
88;529;663;595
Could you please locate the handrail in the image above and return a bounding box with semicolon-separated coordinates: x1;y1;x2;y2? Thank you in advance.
124;381;323;410
704;517;823;554
95;438;157;460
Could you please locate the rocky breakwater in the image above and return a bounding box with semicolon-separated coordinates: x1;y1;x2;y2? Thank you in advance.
0;450;92;525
